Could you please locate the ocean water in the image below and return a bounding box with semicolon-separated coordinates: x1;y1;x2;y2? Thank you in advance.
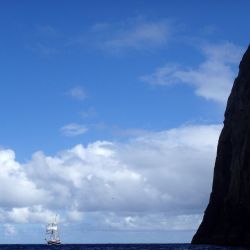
0;244;247;250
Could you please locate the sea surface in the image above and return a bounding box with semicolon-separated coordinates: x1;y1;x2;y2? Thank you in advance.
0;245;247;250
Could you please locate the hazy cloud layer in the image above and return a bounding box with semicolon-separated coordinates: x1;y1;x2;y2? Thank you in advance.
141;42;244;103
0;124;221;232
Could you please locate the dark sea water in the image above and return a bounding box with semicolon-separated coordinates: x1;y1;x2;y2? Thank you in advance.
0;245;247;250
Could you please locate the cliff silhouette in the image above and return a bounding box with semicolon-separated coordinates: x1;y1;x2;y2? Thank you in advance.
192;45;250;246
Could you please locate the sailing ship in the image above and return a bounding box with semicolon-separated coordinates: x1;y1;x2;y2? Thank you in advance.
45;215;61;245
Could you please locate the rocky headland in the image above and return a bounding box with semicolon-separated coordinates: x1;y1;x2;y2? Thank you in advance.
192;45;250;246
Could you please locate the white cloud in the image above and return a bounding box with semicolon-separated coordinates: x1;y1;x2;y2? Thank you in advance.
0;124;221;233
103;212;202;231
92;18;172;52
67;86;86;101
67;209;84;221
0;149;49;208
8;206;55;224
61;123;88;137
141;42;244;103
140;64;178;86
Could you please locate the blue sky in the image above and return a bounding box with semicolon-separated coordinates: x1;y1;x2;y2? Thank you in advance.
0;0;249;244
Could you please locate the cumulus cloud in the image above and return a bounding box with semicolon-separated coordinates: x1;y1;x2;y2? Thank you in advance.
0;124;221;233
8;206;55;224
61;123;88;137
0;149;49;208
140;42;244;103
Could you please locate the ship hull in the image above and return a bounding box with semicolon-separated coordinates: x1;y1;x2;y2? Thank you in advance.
47;240;61;245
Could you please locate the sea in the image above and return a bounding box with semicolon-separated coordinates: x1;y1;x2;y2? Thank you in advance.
0;244;247;250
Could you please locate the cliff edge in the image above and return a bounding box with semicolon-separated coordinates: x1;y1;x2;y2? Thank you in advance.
192;45;250;246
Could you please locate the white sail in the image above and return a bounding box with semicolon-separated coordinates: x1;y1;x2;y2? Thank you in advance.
45;215;61;245
47;225;58;231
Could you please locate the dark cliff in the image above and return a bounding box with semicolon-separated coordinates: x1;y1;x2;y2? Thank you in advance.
192;45;250;246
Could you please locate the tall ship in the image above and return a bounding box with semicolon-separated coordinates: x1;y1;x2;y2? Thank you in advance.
45;215;61;245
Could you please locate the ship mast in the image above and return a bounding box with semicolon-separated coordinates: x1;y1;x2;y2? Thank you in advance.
45;215;61;244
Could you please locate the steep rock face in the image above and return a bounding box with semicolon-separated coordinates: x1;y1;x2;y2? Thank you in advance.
192;45;250;246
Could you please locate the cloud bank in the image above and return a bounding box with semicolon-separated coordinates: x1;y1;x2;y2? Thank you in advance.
0;124;221;234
